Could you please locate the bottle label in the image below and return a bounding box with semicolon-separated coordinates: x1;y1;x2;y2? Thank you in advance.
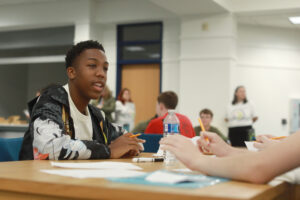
164;124;179;133
164;124;168;133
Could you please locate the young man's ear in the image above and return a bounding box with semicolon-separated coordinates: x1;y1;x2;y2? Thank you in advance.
66;67;76;80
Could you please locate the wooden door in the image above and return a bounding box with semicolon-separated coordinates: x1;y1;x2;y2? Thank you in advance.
121;64;160;126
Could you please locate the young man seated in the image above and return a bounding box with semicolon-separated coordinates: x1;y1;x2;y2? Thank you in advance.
144;91;195;138
19;40;144;160
194;108;227;141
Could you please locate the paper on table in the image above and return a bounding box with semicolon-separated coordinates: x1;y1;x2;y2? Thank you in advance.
51;161;142;170
41;169;146;179
269;167;300;185
145;170;223;184
146;171;190;184
172;168;193;173
245;141;259;152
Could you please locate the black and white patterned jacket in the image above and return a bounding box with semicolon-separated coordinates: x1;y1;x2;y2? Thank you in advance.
19;85;124;160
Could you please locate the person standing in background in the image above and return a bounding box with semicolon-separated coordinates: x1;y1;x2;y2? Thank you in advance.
115;88;135;132
225;86;258;147
90;86;116;122
194;108;227;142
24;84;60;120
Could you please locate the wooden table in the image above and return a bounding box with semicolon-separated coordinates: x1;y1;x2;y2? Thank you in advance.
0;153;297;200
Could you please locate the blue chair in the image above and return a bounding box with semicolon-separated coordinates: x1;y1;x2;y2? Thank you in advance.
138;134;163;153
0;137;23;162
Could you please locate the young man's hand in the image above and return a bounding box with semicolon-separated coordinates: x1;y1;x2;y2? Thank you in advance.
109;133;145;158
197;132;234;157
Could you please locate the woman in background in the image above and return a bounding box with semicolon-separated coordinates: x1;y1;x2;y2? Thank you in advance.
225;86;258;147
91;86;116;122
115;88;135;132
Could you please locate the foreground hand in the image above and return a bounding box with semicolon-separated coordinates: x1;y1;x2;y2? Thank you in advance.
109;133;145;158
253;135;280;151
197;132;234;157
256;134;274;140
160;135;202;170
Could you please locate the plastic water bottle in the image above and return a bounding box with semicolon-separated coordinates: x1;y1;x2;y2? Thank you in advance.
163;110;180;165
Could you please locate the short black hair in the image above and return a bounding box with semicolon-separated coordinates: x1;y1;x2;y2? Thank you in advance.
200;108;213;118
65;40;105;68
157;91;178;109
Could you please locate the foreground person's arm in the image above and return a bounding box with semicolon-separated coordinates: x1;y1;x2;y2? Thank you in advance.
160;131;300;183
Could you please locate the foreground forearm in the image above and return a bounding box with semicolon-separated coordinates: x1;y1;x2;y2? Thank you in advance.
216;145;248;157
228;146;248;156
162;133;300;184
194;152;272;183
195;133;300;183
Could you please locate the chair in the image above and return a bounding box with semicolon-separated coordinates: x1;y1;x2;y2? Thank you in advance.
138;134;163;153
0;137;23;162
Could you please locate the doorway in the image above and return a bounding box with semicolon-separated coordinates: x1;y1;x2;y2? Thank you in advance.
117;22;162;127
121;64;160;125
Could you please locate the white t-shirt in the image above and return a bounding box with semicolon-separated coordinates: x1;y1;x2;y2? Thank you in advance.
227;101;256;128
115;101;135;131
63;84;93;140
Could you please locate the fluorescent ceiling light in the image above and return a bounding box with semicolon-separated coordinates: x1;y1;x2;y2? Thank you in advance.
148;53;160;58
289;16;300;24
125;46;145;52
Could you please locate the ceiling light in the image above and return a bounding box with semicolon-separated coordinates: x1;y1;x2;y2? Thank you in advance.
289;16;300;24
148;53;160;58
125;46;145;52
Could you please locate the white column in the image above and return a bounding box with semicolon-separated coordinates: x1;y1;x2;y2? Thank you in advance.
178;13;237;134
161;19;181;95
74;23;91;44
73;0;97;44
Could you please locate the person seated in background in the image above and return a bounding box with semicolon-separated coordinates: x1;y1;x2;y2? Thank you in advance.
194;108;227;142
90;85;116;123
160;131;300;184
132;114;157;133
144;91;195;138
24;83;60;119
19;40;144;160
115;88;135;132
